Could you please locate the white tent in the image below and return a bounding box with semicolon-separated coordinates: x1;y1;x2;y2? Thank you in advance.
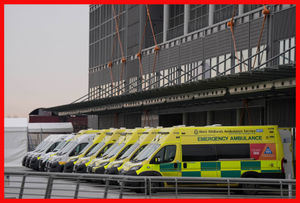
28;122;73;133
4;118;28;167
5;119;74;167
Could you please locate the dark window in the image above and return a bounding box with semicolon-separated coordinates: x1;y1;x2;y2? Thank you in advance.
46;142;60;153
130;144;148;161
84;143;97;156
214;5;237;24
96;143;113;158
182;145;217;161
216;144;250;159
116;144;133;159
70;143;88;156
150;145;176;164
244;5;263;13
182;144;251;161
189;5;209;32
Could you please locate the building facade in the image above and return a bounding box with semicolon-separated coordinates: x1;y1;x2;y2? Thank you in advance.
48;4;295;129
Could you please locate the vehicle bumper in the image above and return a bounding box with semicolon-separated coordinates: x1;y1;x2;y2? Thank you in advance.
120;170;139;187
74;163;87;173
39;159;47;171
63;161;74;173
49;161;64;172
105;167;119;175
94;166;105;174
22;156;27;166
86;166;93;173
30;157;39;169
25;157;32;167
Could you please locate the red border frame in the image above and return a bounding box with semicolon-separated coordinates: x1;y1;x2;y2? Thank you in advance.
1;1;298;201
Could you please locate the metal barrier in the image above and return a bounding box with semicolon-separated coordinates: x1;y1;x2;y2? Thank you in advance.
4;171;295;199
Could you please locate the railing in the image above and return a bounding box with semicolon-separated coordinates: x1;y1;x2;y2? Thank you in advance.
4;171;296;199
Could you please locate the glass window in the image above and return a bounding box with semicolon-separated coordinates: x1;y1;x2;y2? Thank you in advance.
130;144;148;161
69;143;88;156
96;143;113;158
46;142;60;153
116;144;133;159
182;144;217;161
82;143;97;157
118;143;139;160
86;142;105;157
132;143;160;163
151;145;176;163
216;144;250;159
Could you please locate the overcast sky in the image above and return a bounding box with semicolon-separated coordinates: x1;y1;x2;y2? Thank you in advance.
5;5;89;118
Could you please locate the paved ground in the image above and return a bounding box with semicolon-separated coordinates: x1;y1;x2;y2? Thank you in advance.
4;167;295;199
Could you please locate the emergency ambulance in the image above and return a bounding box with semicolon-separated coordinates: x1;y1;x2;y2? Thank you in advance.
22;134;56;167
44;129;101;171
38;133;75;171
72;128;124;173
105;127;161;175
63;129;106;172
89;128;146;174
121;125;285;189
47;132;96;172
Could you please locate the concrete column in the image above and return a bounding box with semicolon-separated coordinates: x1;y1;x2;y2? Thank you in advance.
163;4;169;42
208;4;215;26
182;113;188;125
207;111;213;125
238;4;244;15
184;4;190;35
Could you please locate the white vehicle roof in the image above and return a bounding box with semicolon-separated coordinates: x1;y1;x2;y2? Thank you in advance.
75;133;96;143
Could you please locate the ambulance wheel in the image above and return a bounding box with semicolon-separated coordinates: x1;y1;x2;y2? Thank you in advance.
136;171;163;194
241;172;259;195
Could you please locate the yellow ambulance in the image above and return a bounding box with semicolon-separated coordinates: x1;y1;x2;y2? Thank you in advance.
63;129;109;172
90;128;146;174
121;125;285;181
74;128;125;173
105;127;162;175
44;129;101;171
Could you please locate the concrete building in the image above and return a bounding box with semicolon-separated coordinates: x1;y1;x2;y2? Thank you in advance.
48;4;295;129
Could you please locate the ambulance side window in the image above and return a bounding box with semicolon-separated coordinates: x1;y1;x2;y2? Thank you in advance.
182;145;217;161
46;142;59;153
69;143;88;156
151;145;176;164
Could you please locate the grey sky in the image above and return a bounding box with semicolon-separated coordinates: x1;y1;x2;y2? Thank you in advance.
5;5;89;118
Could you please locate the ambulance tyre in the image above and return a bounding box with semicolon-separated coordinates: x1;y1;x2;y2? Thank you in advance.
137;171;163;194
240;172;259;195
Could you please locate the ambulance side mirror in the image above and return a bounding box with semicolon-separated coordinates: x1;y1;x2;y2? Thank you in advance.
154;157;161;163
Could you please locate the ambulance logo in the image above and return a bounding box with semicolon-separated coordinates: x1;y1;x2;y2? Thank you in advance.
264;147;273;154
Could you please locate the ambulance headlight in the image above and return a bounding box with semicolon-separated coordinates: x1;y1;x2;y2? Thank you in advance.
130;165;142;171
99;162;109;167
89;162;96;167
81;159;89;164
69;157;78;163
113;163;123;168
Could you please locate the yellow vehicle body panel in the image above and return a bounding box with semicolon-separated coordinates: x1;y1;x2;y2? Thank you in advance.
91;128;147;172
84;128;126;168
122;125;285;179
68;129;109;164
107;127;162;171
